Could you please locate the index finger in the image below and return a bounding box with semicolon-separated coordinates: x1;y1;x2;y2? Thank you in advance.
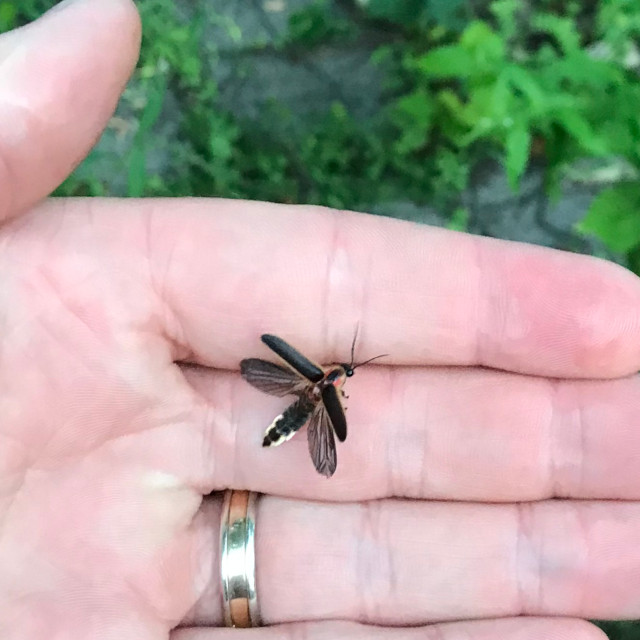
141;198;640;378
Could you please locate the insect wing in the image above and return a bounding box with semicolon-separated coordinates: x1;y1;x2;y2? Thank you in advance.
261;334;324;383
240;358;306;397
307;403;337;477
321;384;347;442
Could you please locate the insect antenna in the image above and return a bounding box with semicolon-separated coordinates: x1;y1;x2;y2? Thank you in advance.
351;353;388;370
346;324;387;371
349;324;359;369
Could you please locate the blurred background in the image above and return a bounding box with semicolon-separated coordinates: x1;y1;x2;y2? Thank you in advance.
3;1;640;637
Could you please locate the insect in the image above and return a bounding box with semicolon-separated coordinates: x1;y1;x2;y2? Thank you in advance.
240;333;385;477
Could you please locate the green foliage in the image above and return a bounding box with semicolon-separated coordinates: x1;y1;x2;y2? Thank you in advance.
4;0;640;267
363;0;426;26
578;183;640;253
5;0;51;21
286;0;354;47
598;0;640;60
127;74;168;197
362;0;468;30
597;620;640;640
0;2;17;31
370;0;640;258
446;206;469;231
400;11;621;192
390;88;435;154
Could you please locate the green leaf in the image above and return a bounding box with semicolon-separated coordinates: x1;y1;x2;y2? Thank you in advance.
531;13;580;55
0;1;17;32
505;122;531;189
415;45;474;79
459;21;505;68
209;113;239;161
138;75;167;134
436;89;479;144
287;0;352;46
127;143;147;198
465;85;502;126
578;183;640;253
392;88;434;127
436;150;469;191
447;207;469;231
490;0;519;41
502;66;545;114
553;109;607;155
548;53;622;89
370;44;393;66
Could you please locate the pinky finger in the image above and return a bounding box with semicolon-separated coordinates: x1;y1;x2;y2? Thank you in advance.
171;618;607;640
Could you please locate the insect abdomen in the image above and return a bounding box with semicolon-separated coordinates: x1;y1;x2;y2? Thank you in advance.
263;396;315;447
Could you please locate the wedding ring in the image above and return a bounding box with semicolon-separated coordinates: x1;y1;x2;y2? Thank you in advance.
220;490;261;627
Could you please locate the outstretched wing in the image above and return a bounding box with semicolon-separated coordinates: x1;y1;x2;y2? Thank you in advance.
240;358;306;397
261;334;325;383
307;403;337;477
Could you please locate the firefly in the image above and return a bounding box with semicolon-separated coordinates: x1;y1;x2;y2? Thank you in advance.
240;333;385;477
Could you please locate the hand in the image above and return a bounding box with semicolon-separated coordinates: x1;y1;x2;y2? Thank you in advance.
1;2;638;639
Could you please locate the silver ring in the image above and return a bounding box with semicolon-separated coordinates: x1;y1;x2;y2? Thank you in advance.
220;490;261;627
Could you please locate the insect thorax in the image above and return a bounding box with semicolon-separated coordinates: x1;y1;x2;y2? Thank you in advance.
324;366;348;388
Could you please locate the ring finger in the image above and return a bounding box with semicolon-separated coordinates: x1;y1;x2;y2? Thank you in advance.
183;495;640;627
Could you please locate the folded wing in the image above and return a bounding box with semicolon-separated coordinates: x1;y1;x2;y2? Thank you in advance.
321;384;347;442
261;334;325;382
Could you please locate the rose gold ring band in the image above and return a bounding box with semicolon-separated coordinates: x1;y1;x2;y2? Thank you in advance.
220;490;261;628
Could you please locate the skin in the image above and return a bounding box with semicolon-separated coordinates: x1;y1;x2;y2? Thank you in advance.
0;1;638;639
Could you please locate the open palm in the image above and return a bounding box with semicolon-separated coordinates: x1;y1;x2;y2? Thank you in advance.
1;3;639;640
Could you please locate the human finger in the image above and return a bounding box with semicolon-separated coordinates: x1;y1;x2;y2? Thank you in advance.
0;0;140;221
184;365;640;502
18;198;640;377
185;496;640;626
56;197;640;378
173;618;606;640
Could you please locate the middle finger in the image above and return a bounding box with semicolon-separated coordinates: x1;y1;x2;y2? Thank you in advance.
186;366;640;501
